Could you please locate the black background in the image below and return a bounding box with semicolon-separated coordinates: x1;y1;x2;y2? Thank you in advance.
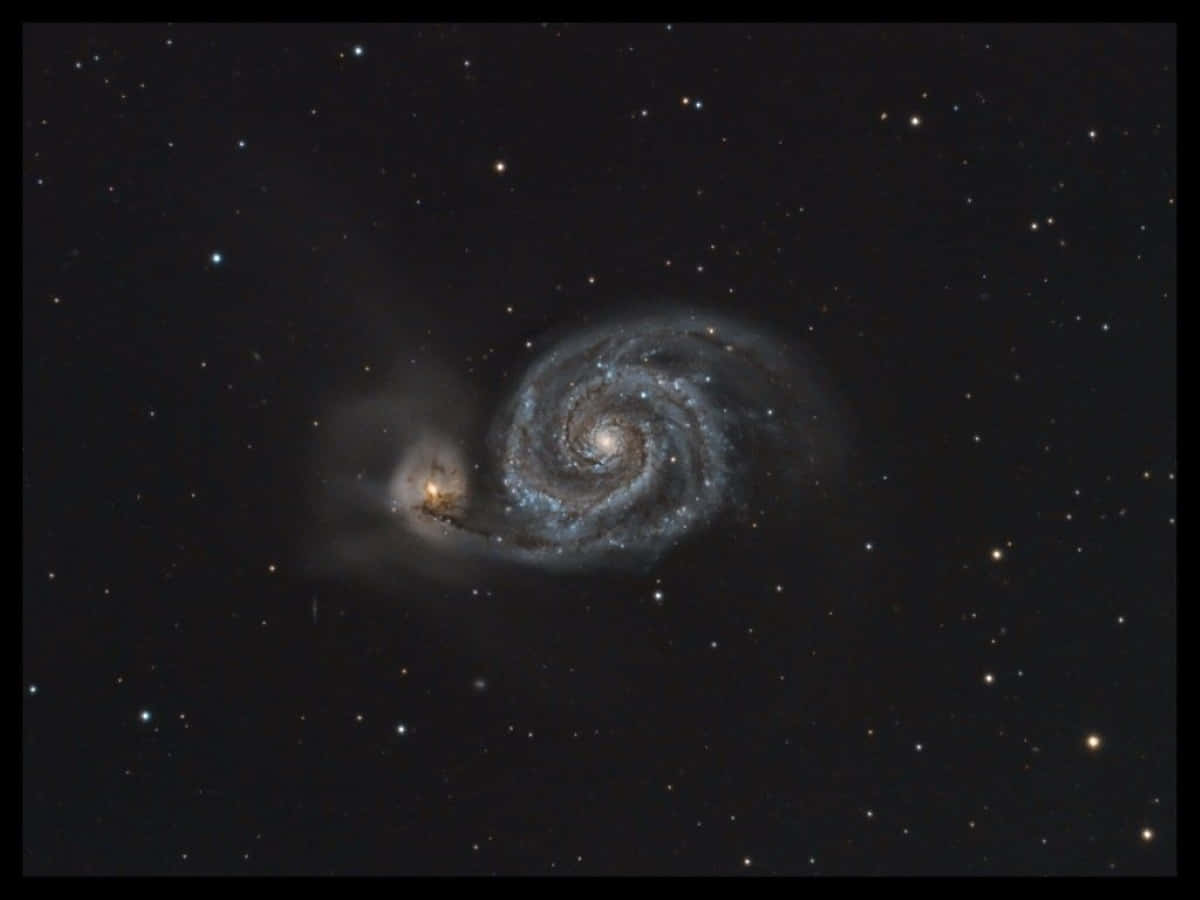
23;23;1175;875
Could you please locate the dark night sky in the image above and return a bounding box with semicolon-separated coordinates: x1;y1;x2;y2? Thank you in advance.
22;23;1175;876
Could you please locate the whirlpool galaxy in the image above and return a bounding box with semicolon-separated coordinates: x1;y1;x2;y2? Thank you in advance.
314;309;847;584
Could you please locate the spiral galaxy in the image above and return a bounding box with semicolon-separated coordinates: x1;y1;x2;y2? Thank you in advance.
316;310;844;582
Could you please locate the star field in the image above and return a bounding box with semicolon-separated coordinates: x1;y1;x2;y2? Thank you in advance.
22;23;1174;876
